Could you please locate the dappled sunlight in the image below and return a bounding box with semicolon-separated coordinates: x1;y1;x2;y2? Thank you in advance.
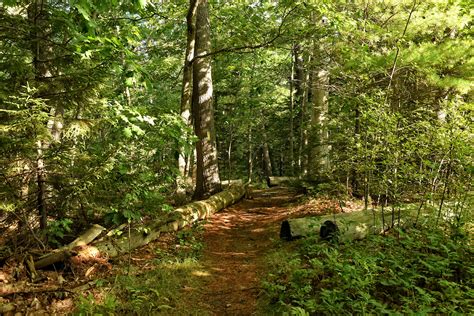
191;270;211;277
189;187;302;314
209;251;258;257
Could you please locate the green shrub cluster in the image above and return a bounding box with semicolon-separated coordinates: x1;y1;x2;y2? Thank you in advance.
263;224;473;315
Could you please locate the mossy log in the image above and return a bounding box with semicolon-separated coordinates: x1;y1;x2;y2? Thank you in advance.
280;217;370;241
74;184;246;259
280;204;433;242
221;179;243;187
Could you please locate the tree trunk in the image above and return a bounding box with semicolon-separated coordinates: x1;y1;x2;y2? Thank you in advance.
289;47;295;175
35;142;47;230
263;133;273;183
307;15;330;180
247;127;253;183
227;132;233;181
192;0;221;199
178;0;198;194
28;1;53;230
308;67;329;179
350;105;361;195
298;53;310;176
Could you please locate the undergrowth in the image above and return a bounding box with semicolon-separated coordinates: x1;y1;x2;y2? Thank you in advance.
262;219;473;315
74;224;208;315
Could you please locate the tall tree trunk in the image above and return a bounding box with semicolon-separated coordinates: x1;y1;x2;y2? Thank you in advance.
292;44;303;176
178;0;198;193
227;131;233;181
35;142;47;230
308;67;330;180
247;127;253;183
288;47;296;176
263;132;273;183
29;1;58;230
307;14;331;180
351;105;360;195
293;44;304;102
298;52;310;176
192;0;221;200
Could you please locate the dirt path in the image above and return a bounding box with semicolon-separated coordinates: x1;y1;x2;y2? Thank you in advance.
193;187;300;315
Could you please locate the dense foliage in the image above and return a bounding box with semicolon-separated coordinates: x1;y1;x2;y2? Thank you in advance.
1;1;192;241
0;0;472;312
263;216;473;314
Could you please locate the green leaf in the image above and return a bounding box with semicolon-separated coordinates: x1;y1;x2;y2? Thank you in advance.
75;3;91;21
138;0;147;9
3;0;18;6
123;127;132;138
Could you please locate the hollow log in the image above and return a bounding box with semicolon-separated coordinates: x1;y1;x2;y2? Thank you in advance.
74;184;246;259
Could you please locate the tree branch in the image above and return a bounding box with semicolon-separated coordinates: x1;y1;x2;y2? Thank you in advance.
386;0;418;92
190;5;299;63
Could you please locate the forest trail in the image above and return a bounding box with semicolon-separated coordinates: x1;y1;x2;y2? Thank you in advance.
191;187;300;315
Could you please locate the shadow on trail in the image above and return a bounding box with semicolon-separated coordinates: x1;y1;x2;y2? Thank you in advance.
192;187;301;315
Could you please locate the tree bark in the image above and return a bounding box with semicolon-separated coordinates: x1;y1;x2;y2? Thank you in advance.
192;0;221;199
227;131;233;181
262;132;273;184
350;105;361;195
308;67;329;179
307;15;331;181
178;0;198;193
28;1;53;230
247;127;253;182
298;53;310;176
288;46;296;175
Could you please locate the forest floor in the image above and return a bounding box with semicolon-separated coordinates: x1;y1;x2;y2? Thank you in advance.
1;187;362;315
178;186;357;315
190;186;300;315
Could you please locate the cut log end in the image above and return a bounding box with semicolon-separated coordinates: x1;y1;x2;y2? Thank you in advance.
279;220;302;241
280;215;371;242
279;220;291;240
319;220;339;241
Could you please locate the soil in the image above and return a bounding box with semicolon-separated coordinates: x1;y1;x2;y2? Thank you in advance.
190;187;301;315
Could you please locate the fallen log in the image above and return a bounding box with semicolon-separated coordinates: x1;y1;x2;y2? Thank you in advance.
0;282;70;297
280;216;370;241
268;176;298;187
279;207;420;242
221;179;243;187
34;224;106;269
74;184;246;260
